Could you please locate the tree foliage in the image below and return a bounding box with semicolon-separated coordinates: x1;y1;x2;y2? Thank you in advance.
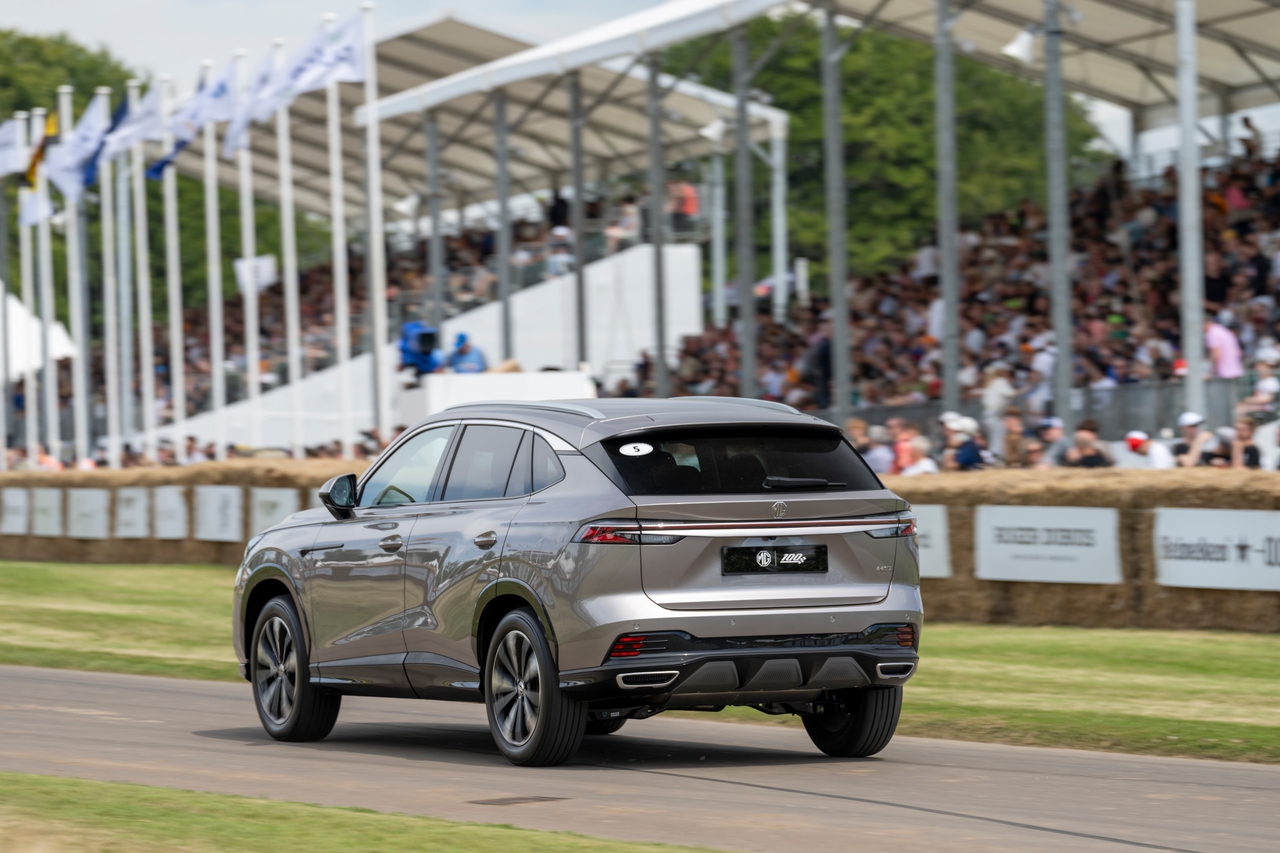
664;15;1101;285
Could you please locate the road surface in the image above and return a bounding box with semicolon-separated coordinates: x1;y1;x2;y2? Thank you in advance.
0;666;1275;852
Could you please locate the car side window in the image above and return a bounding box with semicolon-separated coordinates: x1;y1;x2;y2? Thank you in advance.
505;432;533;497
442;425;525;501
532;434;566;492
359;425;455;507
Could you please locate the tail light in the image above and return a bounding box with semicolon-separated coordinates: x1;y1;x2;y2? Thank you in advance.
573;520;683;545
608;634;669;658
895;624;917;649
869;514;917;539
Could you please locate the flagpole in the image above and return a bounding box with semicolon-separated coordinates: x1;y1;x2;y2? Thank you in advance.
272;38;304;459
56;86;90;466
16;112;38;467
362;2;390;441
159;75;186;464
199;60;227;462
127;80;157;463
234;51;261;451
323;14;354;460
115;153;135;452
31;108;60;463
97;89;122;469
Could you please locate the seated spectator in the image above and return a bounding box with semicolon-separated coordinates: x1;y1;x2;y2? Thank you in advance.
1238;357;1280;416
447;333;487;373
1024;438;1049;469
901;435;939;476
1063;419;1114;468
1174;411;1214;467
1000;406;1030;467
862;425;896;474
945;417;984;471
1232;419;1262;469
1125;430;1175;469
1038;416;1071;467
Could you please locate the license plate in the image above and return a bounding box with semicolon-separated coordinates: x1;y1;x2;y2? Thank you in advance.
722;545;828;574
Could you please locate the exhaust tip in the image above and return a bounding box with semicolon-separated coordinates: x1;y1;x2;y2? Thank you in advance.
875;662;916;680
617;671;680;689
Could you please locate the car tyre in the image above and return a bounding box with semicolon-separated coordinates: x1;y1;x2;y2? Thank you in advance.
802;686;901;758
250;595;341;742
584;718;626;736
484;608;586;766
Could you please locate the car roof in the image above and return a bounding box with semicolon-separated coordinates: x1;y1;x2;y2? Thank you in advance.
413;398;838;449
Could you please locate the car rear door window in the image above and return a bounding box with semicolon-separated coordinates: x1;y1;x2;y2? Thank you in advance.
443;425;525;501
504;431;533;497
359;425;455;506
532;435;565;491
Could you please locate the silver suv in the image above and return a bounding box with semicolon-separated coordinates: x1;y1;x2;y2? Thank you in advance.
233;398;921;766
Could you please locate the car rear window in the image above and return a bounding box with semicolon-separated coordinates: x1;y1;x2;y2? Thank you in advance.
593;426;881;495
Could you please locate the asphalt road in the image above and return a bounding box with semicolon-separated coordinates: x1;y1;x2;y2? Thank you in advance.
0;666;1275;853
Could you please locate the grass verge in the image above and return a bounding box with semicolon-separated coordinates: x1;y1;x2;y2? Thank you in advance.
2;561;1278;763
0;772;721;853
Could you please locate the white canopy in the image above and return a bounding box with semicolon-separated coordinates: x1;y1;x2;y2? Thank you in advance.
3;292;77;382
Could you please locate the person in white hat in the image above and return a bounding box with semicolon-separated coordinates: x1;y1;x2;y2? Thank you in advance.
1174;412;1212;467
1125;430;1175;470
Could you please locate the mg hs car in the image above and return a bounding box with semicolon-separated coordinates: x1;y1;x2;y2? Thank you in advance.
233;398;922;766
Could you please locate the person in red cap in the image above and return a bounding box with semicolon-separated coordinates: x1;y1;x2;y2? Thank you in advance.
1125;431;1175;469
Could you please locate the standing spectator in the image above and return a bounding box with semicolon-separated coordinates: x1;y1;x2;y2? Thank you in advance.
1174;411;1214;467
947;417;984;471
447;333;487;373
901;435;939;476
1205;315;1244;380
862;425;896;475
1238;357;1279;416
1231;419;1262;469
1125;430;1176;469
980;363;1021;454
1000;406;1030;467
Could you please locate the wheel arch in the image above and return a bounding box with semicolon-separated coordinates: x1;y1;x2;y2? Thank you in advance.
472;578;557;669
242;565;310;669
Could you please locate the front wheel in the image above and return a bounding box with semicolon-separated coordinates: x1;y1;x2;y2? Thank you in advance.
802;687;901;758
585;718;626;736
484;609;586;766
250;595;341;742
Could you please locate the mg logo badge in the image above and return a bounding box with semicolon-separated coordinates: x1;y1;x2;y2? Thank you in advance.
756;550;773;568
772;501;788;519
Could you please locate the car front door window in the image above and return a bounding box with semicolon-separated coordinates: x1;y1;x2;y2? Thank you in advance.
360;426;455;507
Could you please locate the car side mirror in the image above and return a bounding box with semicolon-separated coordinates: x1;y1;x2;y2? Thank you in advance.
319;474;358;520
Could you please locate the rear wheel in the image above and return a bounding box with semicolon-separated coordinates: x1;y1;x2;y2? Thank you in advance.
250;596;341;742
484;609;586;766
802;687;901;758
584;718;626;736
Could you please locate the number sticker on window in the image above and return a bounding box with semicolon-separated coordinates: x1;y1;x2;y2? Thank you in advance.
619;442;653;457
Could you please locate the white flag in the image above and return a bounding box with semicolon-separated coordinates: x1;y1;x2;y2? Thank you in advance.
263;15;365;115
46;96;111;203
171;58;237;145
223;50;274;159
102;85;163;160
18;187;54;226
0;119;26;176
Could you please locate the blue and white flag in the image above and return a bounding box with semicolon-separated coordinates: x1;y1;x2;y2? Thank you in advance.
0;119;26;177
101;84;163;160
223;50;274;159
84;99;130;187
46;96;112;203
264;14;366;115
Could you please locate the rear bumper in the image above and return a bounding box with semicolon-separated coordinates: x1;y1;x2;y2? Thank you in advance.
558;631;918;708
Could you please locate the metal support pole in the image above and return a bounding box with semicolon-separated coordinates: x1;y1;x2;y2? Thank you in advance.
97;89;121;469
115;152;135;447
33;109;59;461
732;28;755;400
1177;0;1205;415
822;10;850;422
57;87;89;465
160;76;186;462
710;152;727;329
425;112;445;335
201;66;227;461
128;81;158;462
1045;0;1074;430
569;72;588;369
1218;92;1230;160
769;119;789;325
236;93;259;451
0;172;7;468
276;53;304;460
494;89;512;362
647;54;670;398
16;112;38;465
362;3;392;440
327;53;353;460
935;0;961;414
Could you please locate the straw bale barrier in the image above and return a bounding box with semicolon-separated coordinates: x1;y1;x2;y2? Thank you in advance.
884;468;1280;633
0;463;1276;632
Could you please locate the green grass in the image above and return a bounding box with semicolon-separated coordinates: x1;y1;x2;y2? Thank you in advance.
0;772;722;853
2;561;1278;763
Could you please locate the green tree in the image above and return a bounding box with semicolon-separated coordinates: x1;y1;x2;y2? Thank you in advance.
664;15;1100;286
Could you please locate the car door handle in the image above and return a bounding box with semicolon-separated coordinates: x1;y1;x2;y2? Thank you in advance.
379;535;403;552
473;531;498;550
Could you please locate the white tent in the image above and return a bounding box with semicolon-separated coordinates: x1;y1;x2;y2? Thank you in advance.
3;292;77;382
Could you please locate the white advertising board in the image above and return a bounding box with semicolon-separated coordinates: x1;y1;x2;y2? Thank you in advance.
1154;508;1280;591
114;487;150;538
912;504;952;578
251;488;299;536
153;486;188;540
1;488;29;535
195;485;243;543
67;489;109;540
975;505;1122;585
31;488;63;537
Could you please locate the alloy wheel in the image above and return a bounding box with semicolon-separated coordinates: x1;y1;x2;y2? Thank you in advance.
255;615;298;725
490;629;541;746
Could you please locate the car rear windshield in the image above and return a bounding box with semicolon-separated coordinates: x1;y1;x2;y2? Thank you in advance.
593;426;881;495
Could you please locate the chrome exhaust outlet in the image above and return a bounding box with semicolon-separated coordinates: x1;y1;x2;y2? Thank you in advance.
616;671;680;689
875;662;916;680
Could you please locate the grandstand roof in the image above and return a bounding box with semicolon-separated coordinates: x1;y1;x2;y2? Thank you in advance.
174;12;783;222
